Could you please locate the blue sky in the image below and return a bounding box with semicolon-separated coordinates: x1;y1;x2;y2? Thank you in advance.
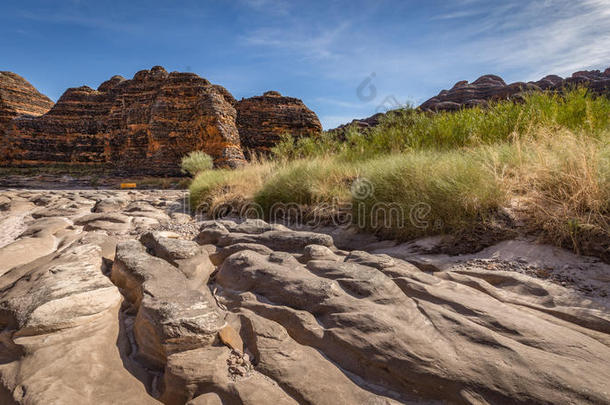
1;0;609;129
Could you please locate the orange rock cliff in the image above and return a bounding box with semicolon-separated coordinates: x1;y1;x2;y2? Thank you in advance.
0;66;322;175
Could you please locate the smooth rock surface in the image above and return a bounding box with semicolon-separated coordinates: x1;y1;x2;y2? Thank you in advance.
0;243;159;404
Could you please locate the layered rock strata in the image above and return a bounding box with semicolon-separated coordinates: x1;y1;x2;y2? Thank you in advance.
235;91;322;155
1;68;323;174
0;71;53;125
0;189;608;404
0;67;246;174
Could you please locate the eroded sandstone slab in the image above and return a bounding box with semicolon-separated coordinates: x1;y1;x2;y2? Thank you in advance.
0;243;160;404
0;189;608;405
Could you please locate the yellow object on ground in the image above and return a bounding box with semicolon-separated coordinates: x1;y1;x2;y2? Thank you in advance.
120;183;137;189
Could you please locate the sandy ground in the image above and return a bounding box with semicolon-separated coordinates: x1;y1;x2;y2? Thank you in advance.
0;213;27;248
372;237;610;307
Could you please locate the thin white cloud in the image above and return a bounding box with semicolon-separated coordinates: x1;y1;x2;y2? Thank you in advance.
440;0;610;79
240;0;609;128
238;0;291;15
242;21;352;61
314;97;369;109
19;9;139;33
319;115;363;130
431;9;484;20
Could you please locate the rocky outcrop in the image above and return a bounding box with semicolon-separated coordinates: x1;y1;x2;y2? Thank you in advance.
420;75;537;111
0;68;323;175
562;68;610;94
420;67;610;112
236;91;322;155
208;219;610;405
0;190;609;404
0;72;53;126
331;112;385;133
0;67;246;175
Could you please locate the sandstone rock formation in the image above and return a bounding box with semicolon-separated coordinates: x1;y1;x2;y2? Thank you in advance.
235;91;322;155
420;67;610;112
0;67;246;175
420;75;537;112
0;71;53;126
0;189;608;404
331;112;385;133
0;68;322;174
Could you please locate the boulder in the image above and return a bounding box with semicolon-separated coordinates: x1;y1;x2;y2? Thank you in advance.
210;242;274;265
111;241;225;369
160;346;298;405
217;219;290;234
301;244;343;262
216;229;334;253
74;212;132;233
92;197;129;213
140;231;214;287
196;221;230;245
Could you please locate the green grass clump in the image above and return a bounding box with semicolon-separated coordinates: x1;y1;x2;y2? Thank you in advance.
497;129;610;256
181;151;214;176
188;168;234;210
254;158;357;210
188;160;273;215
355;150;506;239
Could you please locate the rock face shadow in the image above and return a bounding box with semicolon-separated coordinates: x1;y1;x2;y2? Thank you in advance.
114;300;160;398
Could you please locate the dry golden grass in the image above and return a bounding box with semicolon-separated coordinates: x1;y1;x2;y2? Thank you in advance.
189;156;275;216
493;129;609;255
